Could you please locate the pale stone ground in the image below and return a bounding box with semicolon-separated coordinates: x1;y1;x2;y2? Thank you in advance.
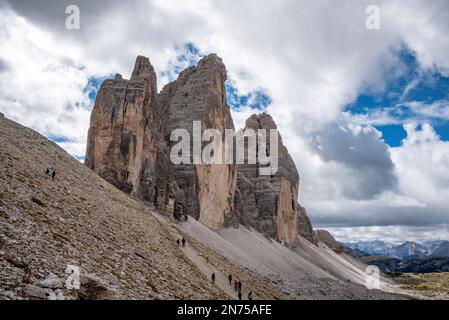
178;218;410;300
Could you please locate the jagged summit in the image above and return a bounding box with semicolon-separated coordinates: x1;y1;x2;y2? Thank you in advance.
131;55;155;80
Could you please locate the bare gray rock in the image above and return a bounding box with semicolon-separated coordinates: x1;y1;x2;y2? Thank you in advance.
77;274;117;300
314;229;344;253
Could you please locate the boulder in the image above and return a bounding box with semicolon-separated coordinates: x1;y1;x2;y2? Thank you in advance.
77;274;117;300
36;273;63;289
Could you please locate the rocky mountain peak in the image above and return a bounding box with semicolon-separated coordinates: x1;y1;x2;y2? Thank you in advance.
131;55;155;80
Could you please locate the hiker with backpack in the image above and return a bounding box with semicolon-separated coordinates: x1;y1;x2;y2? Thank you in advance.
233;279;238;291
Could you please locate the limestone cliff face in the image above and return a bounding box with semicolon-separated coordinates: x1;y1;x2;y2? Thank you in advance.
85;56;158;194
159;54;236;230
234;113;300;246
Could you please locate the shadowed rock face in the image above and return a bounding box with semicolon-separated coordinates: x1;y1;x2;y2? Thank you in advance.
297;203;316;244
234;113;301;246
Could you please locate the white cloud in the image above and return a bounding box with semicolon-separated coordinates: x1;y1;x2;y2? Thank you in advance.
402;122;440;145
327;224;449;244
0;6;90;147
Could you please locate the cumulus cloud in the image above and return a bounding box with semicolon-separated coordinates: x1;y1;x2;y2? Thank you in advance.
391;123;449;215
308;122;397;199
1;0;449;241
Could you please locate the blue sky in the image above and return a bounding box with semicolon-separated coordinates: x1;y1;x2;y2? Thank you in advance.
344;47;449;147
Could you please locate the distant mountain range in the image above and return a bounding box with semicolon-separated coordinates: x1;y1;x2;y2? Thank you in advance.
344;240;449;259
361;256;449;274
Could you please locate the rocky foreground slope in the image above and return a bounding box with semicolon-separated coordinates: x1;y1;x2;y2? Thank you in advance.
0;116;283;300
0;117;407;299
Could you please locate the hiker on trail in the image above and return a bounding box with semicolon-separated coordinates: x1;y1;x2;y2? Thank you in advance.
176;239;180;246
248;291;253;300
44;168;50;179
238;291;242;300
233;279;238;291
182;238;186;247
237;280;242;292
51;169;56;181
228;274;233;286
211;272;216;284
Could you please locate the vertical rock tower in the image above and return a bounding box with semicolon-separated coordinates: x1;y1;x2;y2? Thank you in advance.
85;56;159;195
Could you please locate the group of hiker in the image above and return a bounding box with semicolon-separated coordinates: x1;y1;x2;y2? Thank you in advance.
44;167;56;180
228;274;252;300
176;237;186;247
